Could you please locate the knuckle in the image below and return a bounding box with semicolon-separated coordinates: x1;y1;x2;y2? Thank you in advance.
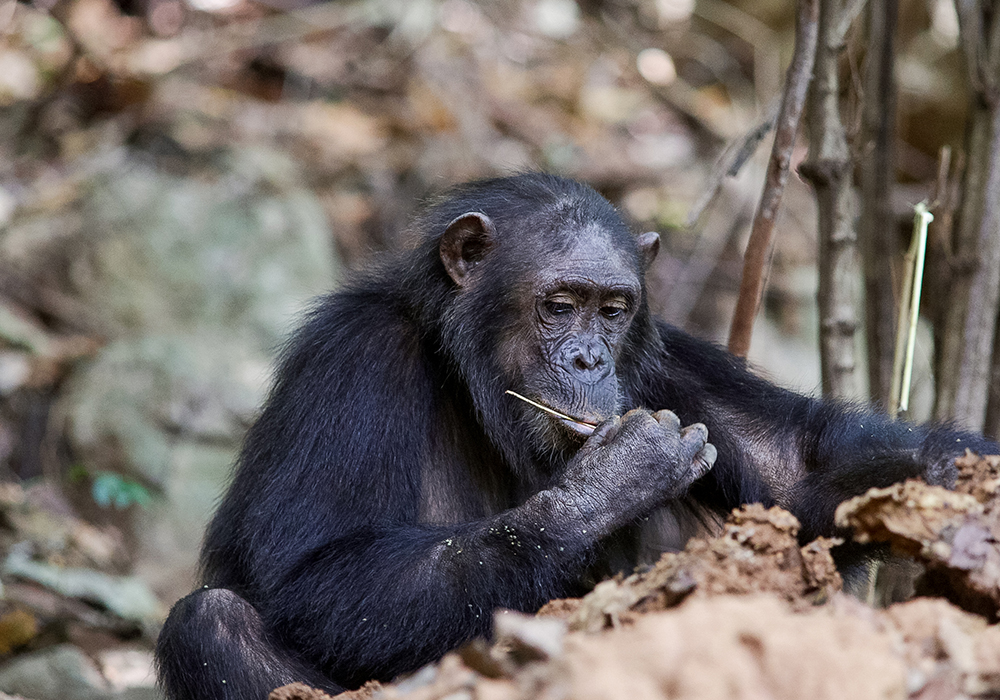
622;407;653;423
652;409;681;430
681;422;708;442
620;416;656;441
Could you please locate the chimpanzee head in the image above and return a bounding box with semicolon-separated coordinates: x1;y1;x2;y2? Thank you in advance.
429;174;660;455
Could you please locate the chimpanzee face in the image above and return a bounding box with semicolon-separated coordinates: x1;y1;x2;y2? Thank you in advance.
439;210;658;450
516;224;642;442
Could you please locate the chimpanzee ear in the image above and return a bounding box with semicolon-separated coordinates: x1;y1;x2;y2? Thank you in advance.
636;231;660;271
440;212;497;287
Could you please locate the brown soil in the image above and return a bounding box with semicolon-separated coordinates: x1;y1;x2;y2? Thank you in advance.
836;452;1000;618
271;680;380;700
563;504;841;633
287;453;1000;700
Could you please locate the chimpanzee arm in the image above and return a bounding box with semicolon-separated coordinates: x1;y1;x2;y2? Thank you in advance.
202;301;710;688
199;297;586;684
645;321;997;540
269;501;591;686
791;402;995;538
250;409;710;687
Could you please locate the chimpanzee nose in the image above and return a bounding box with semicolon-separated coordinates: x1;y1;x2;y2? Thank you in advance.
574;348;601;371
566;340;610;381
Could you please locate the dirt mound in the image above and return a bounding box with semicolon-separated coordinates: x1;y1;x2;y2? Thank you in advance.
885;597;1000;697
836;452;1000;618
557;504;841;633
342;595;1000;700
559;596;903;700
282;453;1000;700
359;596;905;700
271;681;381;700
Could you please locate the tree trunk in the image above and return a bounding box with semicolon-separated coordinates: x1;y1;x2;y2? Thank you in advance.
857;0;898;408
934;108;991;421
800;0;862;399
949;3;1000;432
727;0;819;358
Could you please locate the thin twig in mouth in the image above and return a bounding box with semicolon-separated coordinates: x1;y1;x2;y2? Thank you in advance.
504;390;598;429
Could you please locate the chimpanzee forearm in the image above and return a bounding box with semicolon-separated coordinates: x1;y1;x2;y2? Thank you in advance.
791;401;998;539
262;491;603;687
652;323;998;540
263;419;713;689
267;417;713;685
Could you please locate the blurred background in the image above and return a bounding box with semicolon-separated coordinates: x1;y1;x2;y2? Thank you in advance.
0;0;979;696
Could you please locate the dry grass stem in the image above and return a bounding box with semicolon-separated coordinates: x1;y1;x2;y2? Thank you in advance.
504;391;597;429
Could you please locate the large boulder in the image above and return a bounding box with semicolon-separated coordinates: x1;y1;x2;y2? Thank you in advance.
57;147;339;601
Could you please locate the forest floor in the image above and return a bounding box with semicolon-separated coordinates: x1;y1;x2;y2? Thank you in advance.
273;451;1000;700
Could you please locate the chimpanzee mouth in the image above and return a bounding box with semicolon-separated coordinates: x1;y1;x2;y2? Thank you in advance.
504;390;599;437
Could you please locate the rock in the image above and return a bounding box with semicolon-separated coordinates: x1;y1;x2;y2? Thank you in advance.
97;649;158;695
0;482;128;571
0;644;162;700
0;644;109;700
46;147;340;601
3;543;161;623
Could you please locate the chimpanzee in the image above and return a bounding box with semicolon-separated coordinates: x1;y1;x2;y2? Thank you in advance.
155;173;995;700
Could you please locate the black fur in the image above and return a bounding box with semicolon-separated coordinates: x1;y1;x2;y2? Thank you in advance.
155;174;996;700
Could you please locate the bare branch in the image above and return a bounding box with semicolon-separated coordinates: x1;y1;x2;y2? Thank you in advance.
949;3;1000;431
857;0;898;407
835;0;869;45
727;0;819;357
955;0;986;94
956;102;1000;431
686;102;779;228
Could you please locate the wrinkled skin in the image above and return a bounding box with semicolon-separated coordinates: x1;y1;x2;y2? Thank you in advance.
440;210;716;532
506;223;643;435
554;410;717;538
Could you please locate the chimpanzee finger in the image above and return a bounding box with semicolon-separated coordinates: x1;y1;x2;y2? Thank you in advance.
678;422;709;455
615;408;662;444
620;407;654;424
580;415;622;453
651;409;681;434
691;443;717;479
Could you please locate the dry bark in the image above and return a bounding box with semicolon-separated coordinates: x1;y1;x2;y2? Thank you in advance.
857;0;898;408
799;0;865;399
936;110;991;422
951;4;1000;433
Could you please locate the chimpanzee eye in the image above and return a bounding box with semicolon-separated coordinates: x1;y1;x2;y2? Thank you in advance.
546;300;574;315
601;305;626;319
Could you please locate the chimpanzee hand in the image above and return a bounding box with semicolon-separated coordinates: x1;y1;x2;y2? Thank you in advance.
552;408;716;539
